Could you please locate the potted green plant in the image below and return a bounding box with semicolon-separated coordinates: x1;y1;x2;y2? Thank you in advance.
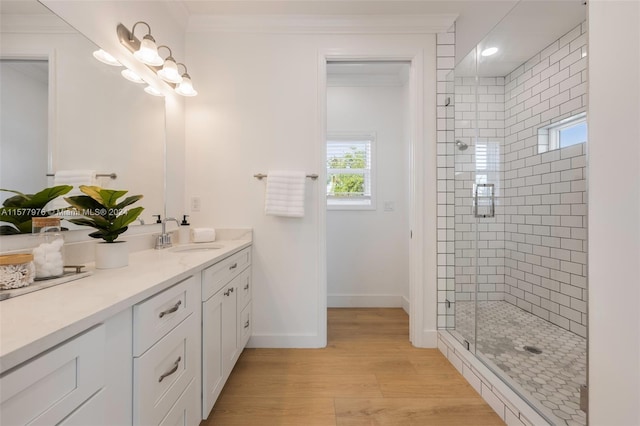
0;185;73;235
64;185;144;269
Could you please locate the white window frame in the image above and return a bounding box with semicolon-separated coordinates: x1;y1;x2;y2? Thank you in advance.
538;112;587;153
326;132;376;210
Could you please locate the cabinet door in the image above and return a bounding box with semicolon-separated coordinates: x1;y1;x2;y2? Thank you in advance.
238;301;252;350
221;283;238;375
202;289;224;418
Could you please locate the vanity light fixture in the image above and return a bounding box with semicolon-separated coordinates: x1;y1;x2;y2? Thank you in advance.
93;49;121;66
121;68;145;84
144;85;164;97
174;63;198;97
117;22;197;96
156;46;183;84
481;47;499;57
126;21;164;66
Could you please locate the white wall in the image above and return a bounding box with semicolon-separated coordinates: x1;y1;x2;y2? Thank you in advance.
588;1;640;424
185;28;438;347
326;84;409;308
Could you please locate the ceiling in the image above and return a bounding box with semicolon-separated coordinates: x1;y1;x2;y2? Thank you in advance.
181;0;507;16
2;0;586;78
0;0;48;14
456;0;587;77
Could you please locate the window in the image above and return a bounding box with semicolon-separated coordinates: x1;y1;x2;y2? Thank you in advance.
538;112;587;153
326;134;375;209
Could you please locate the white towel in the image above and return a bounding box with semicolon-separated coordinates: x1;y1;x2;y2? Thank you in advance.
264;170;306;218
46;170;98;213
191;228;216;243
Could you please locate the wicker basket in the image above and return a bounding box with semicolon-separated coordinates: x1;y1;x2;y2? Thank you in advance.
0;253;36;290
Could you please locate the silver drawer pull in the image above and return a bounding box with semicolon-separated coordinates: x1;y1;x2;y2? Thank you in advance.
244;283;249;290
229;287;234;293
158;356;181;383
229;262;238;270
244;320;250;329
224;289;231;296
159;300;182;318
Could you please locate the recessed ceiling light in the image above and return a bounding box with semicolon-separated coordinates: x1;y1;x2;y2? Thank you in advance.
481;47;499;57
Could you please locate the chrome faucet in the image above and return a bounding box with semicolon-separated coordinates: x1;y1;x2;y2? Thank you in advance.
155;217;180;249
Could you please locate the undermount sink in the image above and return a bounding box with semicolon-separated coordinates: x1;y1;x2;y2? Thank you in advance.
169;243;224;253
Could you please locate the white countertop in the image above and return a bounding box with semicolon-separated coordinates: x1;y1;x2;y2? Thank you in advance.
0;238;252;373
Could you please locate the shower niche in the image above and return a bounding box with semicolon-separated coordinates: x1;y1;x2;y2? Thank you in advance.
445;1;588;424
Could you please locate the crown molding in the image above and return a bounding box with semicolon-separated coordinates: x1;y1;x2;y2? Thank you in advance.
0;14;75;34
187;14;457;34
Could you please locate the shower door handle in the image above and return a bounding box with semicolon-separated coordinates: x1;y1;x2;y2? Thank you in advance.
473;183;495;218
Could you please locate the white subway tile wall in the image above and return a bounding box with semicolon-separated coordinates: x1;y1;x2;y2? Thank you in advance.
503;22;587;337
436;25;456;329
437;22;588;338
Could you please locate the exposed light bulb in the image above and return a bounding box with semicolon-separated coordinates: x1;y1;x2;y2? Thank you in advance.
93;49;121;66
481;47;499;57
157;57;183;84
121;68;145;84
175;74;197;97
133;34;163;66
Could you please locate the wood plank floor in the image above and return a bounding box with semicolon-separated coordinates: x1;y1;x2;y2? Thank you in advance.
203;308;505;425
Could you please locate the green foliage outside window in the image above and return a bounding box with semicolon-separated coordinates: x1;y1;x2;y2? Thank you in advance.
327;147;366;197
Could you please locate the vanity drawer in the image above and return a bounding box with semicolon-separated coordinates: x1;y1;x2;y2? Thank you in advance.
134;275;197;356
236;268;252;311
0;325;105;426
58;388;105;426
158;378;199;426
239;301;252;349
202;247;251;301
134;314;197;426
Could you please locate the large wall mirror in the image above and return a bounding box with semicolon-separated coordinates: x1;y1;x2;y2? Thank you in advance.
0;0;165;235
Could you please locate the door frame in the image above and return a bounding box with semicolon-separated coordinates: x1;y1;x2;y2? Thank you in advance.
317;48;432;346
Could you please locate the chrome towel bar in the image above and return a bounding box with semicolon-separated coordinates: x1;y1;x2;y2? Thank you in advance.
46;173;117;179
254;173;318;180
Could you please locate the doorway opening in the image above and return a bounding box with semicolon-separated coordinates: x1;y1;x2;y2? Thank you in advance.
325;60;412;341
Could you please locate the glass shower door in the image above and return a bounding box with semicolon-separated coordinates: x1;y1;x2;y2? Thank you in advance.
451;48;478;350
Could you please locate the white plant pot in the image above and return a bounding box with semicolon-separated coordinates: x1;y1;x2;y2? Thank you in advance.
95;241;128;269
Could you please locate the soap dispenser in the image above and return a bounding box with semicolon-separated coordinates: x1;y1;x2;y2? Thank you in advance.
179;215;191;243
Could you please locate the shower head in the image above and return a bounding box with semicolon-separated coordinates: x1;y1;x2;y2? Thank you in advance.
455;140;469;151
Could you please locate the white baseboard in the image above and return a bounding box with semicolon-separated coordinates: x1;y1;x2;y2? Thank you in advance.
247;333;326;348
327;294;403;308
415;329;438;348
401;295;410;315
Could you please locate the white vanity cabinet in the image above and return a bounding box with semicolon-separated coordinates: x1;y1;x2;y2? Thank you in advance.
133;275;200;426
0;239;253;426
0;325;106;426
202;247;252;418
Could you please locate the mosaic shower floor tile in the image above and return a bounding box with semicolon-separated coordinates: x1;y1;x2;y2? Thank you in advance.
455;300;587;426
